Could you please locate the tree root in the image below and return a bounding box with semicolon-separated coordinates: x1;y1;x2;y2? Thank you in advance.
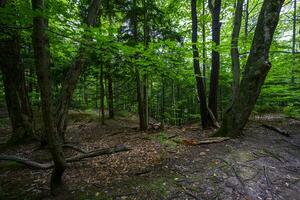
0;145;130;169
263;166;275;200
176;137;230;145
261;124;289;137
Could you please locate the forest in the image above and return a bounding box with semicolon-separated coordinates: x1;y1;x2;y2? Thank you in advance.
0;0;299;199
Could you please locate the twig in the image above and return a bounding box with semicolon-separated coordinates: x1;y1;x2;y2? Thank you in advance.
232;166;245;188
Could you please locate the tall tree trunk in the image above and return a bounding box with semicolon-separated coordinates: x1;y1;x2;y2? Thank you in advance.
99;62;105;125
132;0;147;131
214;0;285;137
202;0;207;86
107;74;114;119
208;0;221;119
0;0;34;144
292;0;297;84
55;0;101;141
143;0;149;129
231;0;244;101
191;0;214;129
31;0;66;194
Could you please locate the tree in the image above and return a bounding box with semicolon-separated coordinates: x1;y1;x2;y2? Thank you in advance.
191;0;214;129
208;0;222;119
55;0;101;141
214;0;285;137
31;0;66;194
231;0;244;101
0;0;34;144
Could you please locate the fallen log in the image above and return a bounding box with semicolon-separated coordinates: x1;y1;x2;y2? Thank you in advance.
0;145;130;169
174;137;230;145
262;124;289;137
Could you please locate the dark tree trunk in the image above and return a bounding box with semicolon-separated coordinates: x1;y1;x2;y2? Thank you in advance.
132;0;147;131
231;0;244;101
160;77;165;130
31;0;66;194
191;0;214;129
214;0;285;137
107;74;114;119
202;0;207;85
99;62;105;125
55;0;101;141
0;1;34;144
208;0;221;119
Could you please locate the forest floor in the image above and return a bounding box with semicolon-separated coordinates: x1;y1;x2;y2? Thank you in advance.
0;111;299;200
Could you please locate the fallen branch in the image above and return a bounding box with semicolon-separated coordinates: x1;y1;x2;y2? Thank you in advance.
63;143;88;154
0;145;130;169
66;145;130;162
262;124;289;137
177;137;230;145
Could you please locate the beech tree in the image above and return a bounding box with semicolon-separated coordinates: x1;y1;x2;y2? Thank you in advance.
214;0;285;137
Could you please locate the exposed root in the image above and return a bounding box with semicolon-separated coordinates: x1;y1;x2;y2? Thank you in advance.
262;124;289;137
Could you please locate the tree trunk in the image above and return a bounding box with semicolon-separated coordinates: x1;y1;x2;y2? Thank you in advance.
214;0;285;137
55;0;101;141
31;0;67;194
107;74;114;119
0;0;34;144
191;0;214;129
244;0;249;38
208;0;222;119
291;0;297;84
202;0;207;86
99;62;105;125
231;0;244;101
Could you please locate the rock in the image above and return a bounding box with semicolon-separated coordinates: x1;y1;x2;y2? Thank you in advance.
200;152;206;156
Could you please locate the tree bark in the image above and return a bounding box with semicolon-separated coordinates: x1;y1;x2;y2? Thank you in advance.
107;74;114;119
55;0;101;141
0;0;34;144
208;0;222;120
31;0;67;194
99;62;105;125
191;0;214;129
214;0;285;137
231;0;244;101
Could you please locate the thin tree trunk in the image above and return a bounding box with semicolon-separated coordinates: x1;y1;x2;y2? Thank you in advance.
99;62;105;125
31;0;66;194
214;0;285;137
55;0;101;141
202;0;207;86
231;0;244;101
107;74;114;119
208;0;222;119
0;0;34;144
292;0;297;84
160;77;165;130
191;0;214;129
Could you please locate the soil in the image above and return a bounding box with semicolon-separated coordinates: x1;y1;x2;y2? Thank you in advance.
0;112;299;200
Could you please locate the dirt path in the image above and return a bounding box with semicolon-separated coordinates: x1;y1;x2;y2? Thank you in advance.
0;113;299;200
